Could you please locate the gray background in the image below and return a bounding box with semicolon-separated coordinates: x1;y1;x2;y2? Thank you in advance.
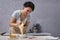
0;0;60;37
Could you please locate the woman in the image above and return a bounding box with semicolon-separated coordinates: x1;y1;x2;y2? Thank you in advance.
9;1;35;35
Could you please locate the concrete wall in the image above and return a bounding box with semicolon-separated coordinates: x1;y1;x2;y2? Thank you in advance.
0;0;60;37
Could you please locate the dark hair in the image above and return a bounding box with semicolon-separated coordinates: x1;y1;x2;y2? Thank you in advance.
24;1;35;11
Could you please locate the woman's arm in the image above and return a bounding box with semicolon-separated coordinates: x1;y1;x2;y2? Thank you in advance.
23;21;30;34
9;17;17;27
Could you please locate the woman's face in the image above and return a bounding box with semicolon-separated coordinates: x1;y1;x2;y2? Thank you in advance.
23;7;32;15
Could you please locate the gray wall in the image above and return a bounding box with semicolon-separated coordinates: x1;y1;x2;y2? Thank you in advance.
0;0;60;37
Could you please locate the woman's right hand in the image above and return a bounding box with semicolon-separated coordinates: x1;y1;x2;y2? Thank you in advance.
16;20;22;26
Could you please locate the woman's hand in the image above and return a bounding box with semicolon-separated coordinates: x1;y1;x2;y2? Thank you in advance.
16;20;22;25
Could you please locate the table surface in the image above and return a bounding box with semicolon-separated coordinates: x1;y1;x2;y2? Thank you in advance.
0;35;59;40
